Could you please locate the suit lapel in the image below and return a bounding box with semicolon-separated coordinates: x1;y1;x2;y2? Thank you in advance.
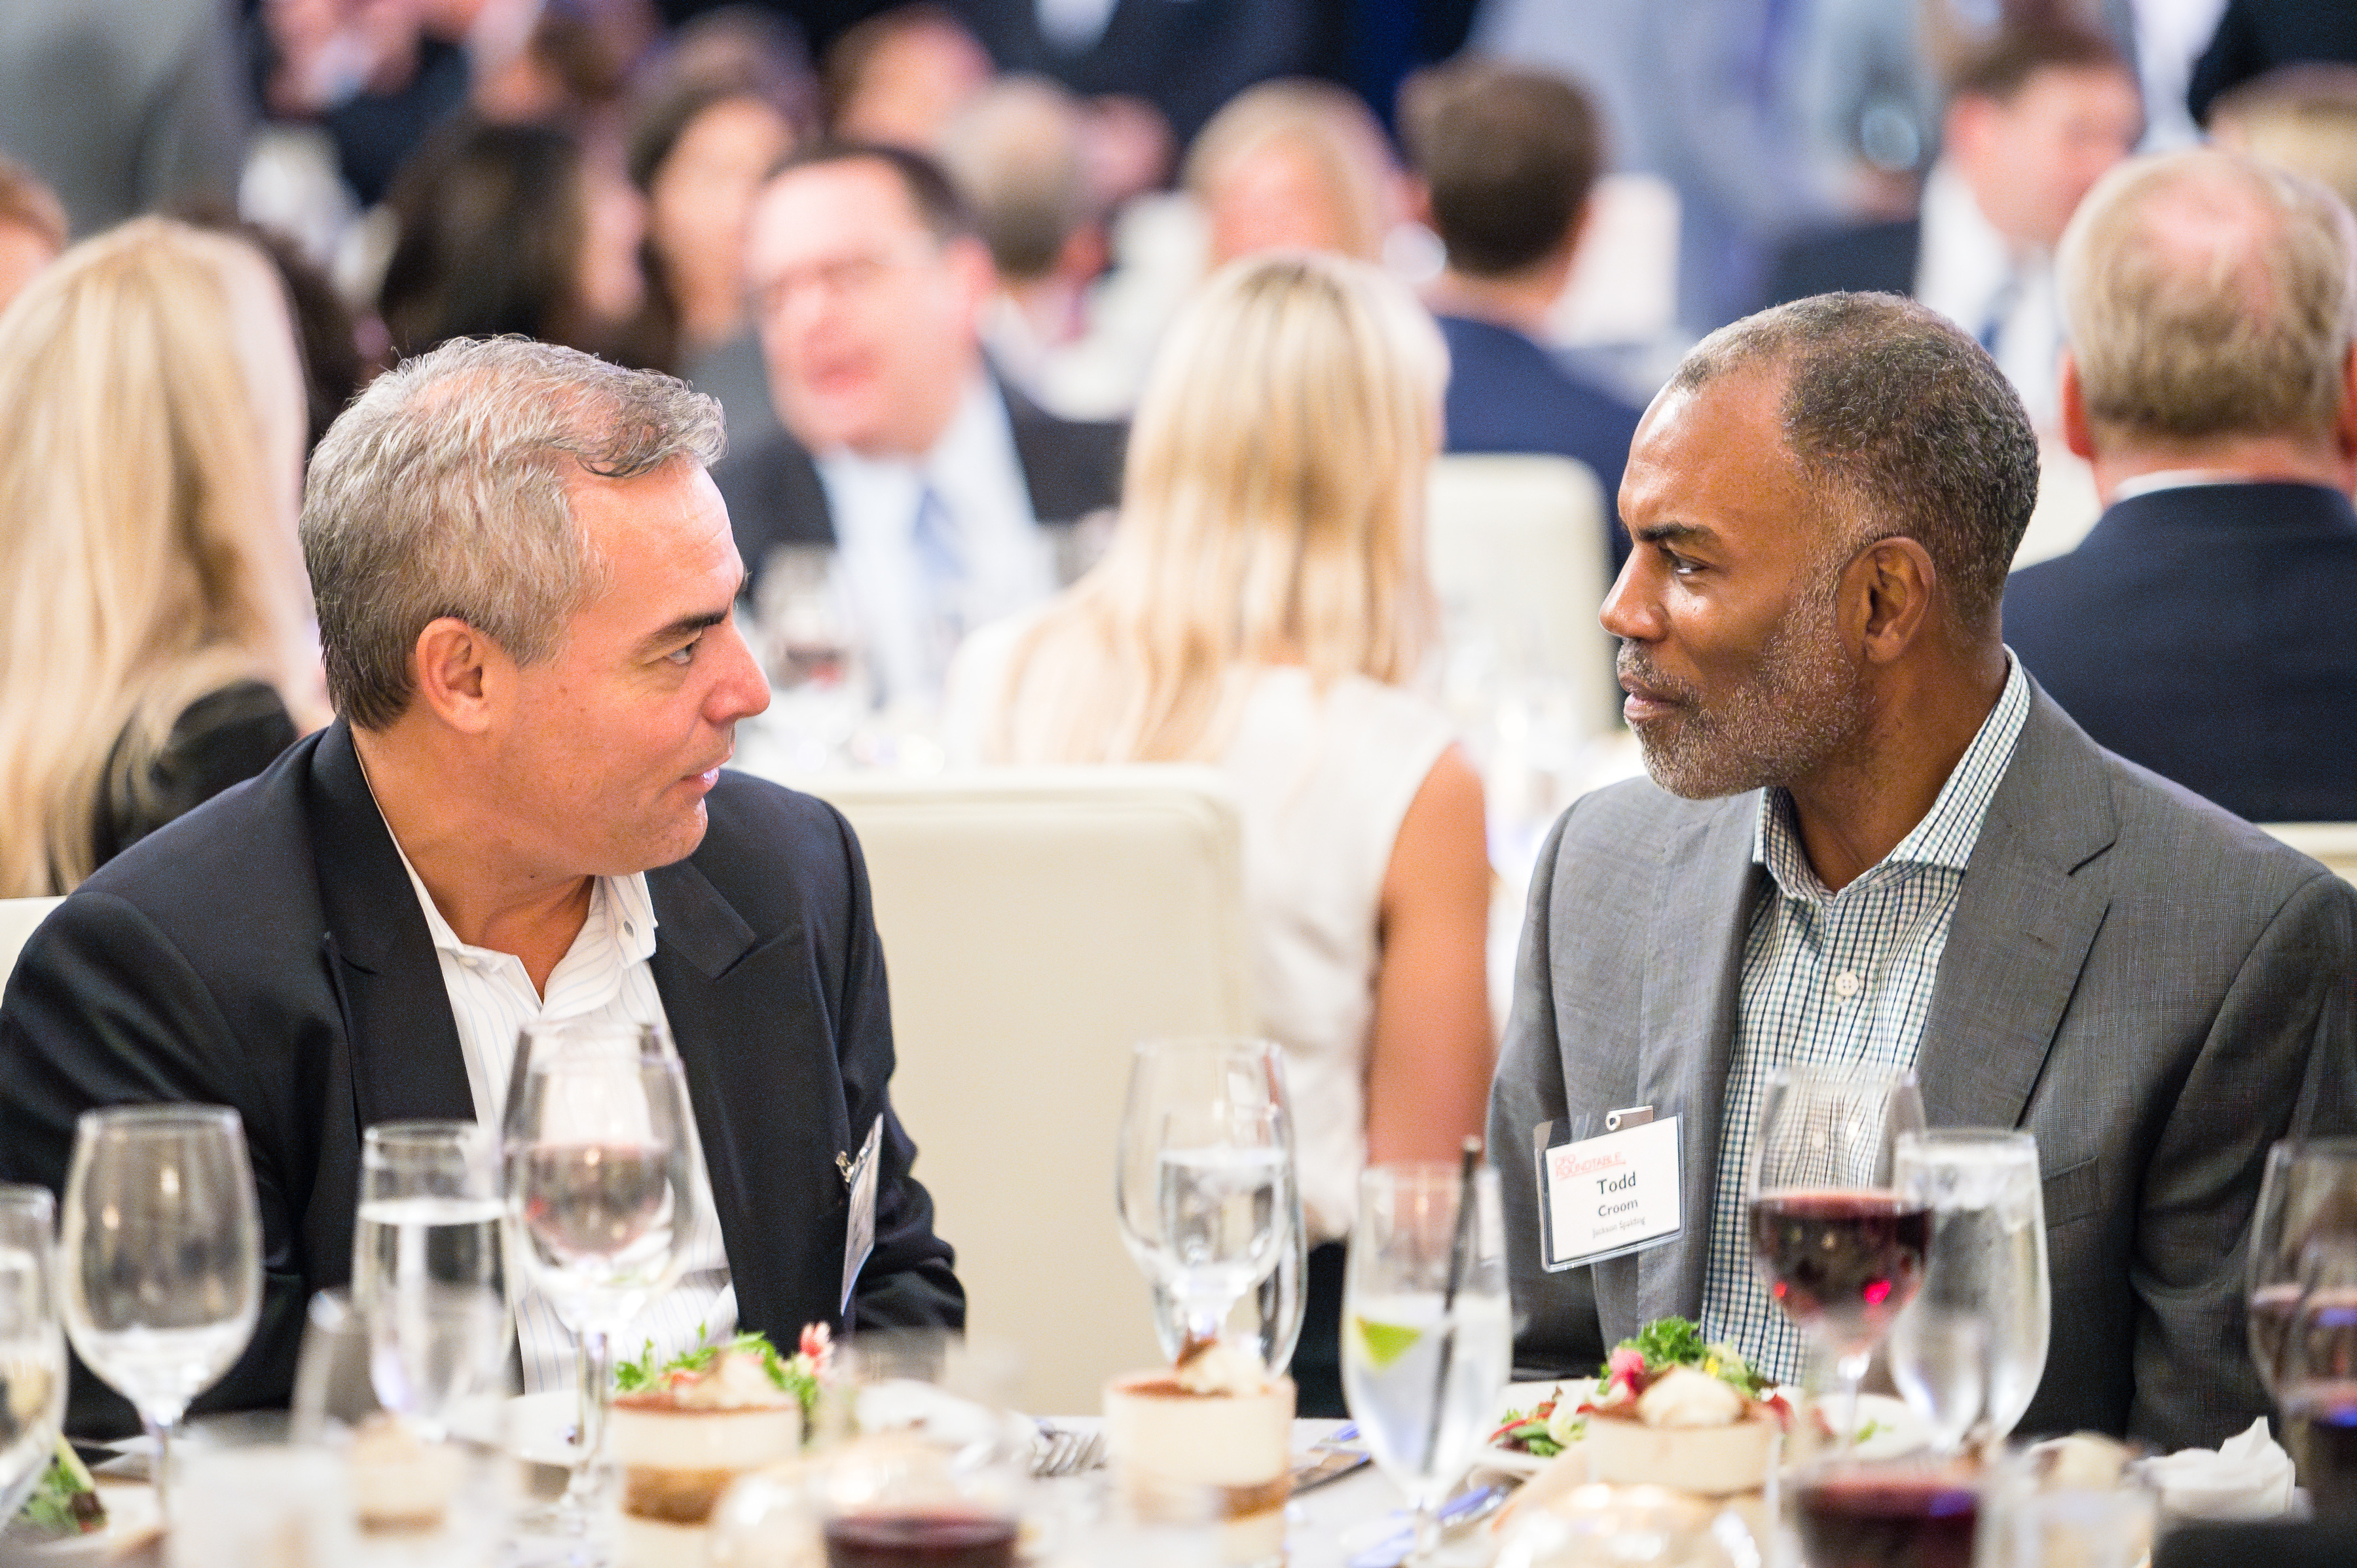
648;858;849;1337
307;723;474;1130
1622;800;1766;1338
1916;691;2115;1129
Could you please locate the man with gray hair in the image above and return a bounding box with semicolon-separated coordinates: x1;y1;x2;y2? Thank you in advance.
0;338;963;1438
1489;291;2356;1449
2006;146;2357;822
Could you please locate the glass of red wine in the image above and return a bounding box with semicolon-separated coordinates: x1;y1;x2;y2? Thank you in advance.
2277;1235;2357;1514
1745;1067;1929;1444
2247;1139;2357;1401
812;1330;1028;1568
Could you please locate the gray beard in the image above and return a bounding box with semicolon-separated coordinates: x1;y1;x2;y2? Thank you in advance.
1622;587;1870;800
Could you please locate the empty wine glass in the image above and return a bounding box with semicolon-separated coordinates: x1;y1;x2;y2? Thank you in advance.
353;1121;510;1440
1745;1068;1928;1444
0;1186;65;1524
1888;1129;2051;1451
1340;1160;1510;1563
2246;1139;2357;1400
58;1104;261;1523
1116;1038;1306;1372
2273;1237;2357;1514
504;1021;700;1550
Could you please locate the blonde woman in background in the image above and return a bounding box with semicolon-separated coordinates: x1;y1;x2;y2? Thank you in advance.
0;219;319;896
945;251;1492;1415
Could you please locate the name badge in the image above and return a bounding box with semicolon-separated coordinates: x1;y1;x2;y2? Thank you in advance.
1535;1114;1682;1271
839;1115;882;1314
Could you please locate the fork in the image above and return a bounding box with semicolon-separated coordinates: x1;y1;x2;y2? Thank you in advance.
1031;1424;1105;1478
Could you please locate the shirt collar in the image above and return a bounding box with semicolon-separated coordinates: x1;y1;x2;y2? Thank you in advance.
1751;651;2031;900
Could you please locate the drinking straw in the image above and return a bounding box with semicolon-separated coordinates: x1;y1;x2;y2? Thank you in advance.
1420;1137;1483;1466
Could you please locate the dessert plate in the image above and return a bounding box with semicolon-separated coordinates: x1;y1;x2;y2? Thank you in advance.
1478;1381;1930;1478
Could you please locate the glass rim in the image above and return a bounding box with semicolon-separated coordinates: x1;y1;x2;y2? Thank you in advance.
362;1119;486;1146
2269;1135;2357;1164
75;1103;241;1136
0;1183;54;1218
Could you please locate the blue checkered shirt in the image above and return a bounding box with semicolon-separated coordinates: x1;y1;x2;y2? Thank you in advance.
1696;653;2032;1383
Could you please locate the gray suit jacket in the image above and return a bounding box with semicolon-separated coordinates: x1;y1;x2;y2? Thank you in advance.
1489;685;2357;1450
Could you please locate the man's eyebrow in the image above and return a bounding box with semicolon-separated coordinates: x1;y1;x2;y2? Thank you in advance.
1634;521;1720;547
638;606;733;653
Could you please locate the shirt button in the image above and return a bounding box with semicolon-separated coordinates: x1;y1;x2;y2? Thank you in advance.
1834;970;1861;998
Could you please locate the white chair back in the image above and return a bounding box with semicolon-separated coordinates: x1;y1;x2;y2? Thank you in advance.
1426;452;1618;739
0;897;62;992
2262;823;2357;885
794;767;1254;1413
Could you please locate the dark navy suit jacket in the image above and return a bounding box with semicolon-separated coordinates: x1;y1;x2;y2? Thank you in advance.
2004;481;2357;824
1437;314;1645;574
0;723;964;1436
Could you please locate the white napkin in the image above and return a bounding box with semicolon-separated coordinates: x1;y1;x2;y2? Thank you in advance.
2140;1417;2297;1520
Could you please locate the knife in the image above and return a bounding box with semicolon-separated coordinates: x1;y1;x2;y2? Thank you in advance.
1288;1445;1372;1493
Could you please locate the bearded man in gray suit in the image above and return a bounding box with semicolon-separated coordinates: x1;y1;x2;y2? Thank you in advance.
1489;290;2357;1449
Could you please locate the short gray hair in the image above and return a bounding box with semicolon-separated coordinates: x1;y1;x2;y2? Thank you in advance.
302;338;725;729
2060;146;2357;448
1667;293;2040;636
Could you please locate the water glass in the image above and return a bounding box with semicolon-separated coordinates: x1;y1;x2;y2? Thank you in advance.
1888;1129;2051;1450
1341;1161;1510;1562
1745;1068;1928;1437
0;1186;65;1523
354;1121;509;1438
504;1021;701;1548
2247;1139;2357;1398
1116;1038;1307;1373
59;1104;262;1523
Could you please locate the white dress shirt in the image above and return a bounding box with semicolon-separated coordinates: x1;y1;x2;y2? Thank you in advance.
1914;162;2063;431
1698;653;2032;1383
818;374;1057;706
380;830;735;1394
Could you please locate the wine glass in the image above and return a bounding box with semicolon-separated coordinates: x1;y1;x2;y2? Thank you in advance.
2273;1237;2357;1514
1340;1159;1510;1563
0;1186;65;1524
2246;1139;2357;1399
1745;1067;1928;1443
58;1104;261;1523
1888;1129;2051;1451
504;1021;701;1547
1116;1037;1307;1372
353;1121;510;1440
1152;1103;1288;1348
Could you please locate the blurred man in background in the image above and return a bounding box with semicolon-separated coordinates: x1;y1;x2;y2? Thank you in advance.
1402;60;1645;572
716;143;1124;706
1766;22;2142;428
2006;147;2357;823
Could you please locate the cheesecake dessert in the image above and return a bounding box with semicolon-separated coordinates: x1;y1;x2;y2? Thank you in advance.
612;1336;818;1568
1103;1341;1295;1566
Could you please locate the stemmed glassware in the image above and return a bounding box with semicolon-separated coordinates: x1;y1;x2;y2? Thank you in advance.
58;1104;261;1523
352;1120;511;1440
1116;1037;1306;1371
1340;1159;1510;1563
1745;1068;1929;1441
503;1020;700;1547
1887;1129;2051;1451
0;1186;65;1524
2246;1139;2357;1400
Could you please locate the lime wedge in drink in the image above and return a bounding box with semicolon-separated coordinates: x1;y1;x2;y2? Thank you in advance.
1354;1315;1423;1369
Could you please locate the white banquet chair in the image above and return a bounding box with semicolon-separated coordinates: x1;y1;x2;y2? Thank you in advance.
1425;452;1618;740
2263;823;2357;886
791;767;1254;1414
0;896;62;991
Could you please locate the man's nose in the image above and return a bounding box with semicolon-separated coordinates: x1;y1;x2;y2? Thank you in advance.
709;616;773;723
1598;552;1660;642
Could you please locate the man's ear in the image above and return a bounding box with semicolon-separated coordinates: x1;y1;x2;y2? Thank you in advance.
2058;351;2096;463
410;617;506;735
1844;536;1937;665
2336;341;2357;461
945;234;998;318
